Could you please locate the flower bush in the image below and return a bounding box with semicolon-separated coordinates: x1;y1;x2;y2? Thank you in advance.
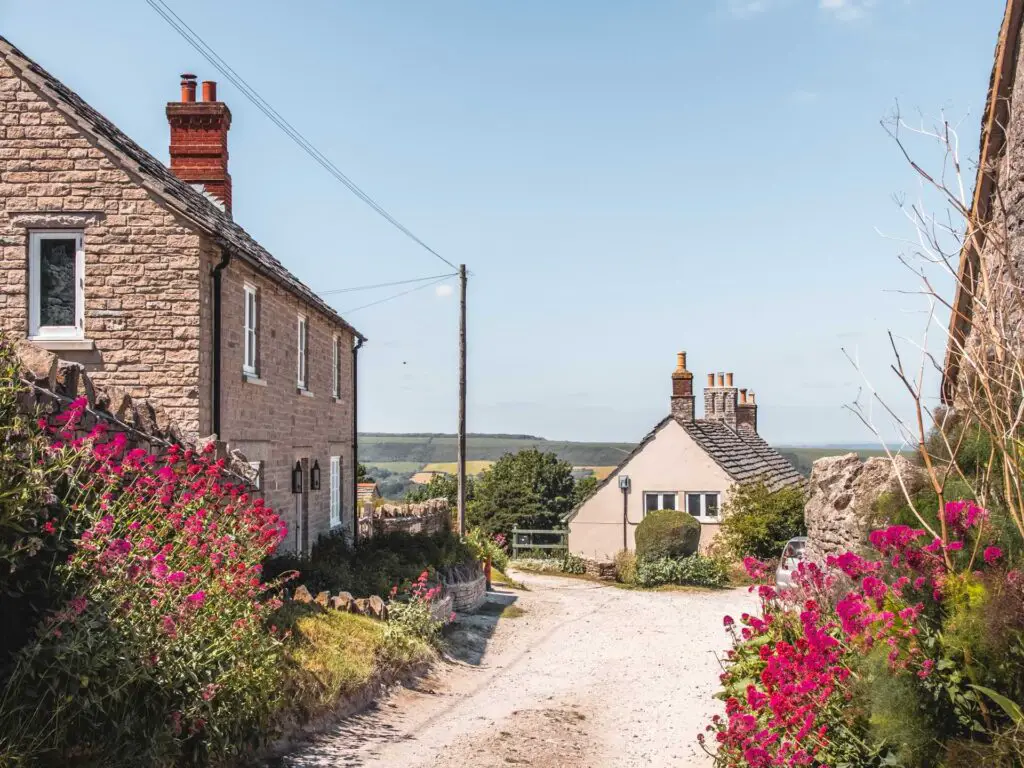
385;570;449;651
0;397;289;766
704;502;1024;767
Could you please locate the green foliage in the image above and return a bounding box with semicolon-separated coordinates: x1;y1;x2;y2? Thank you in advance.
467;449;576;538
464;528;508;572
635;555;728;588
634;509;700;561
406;472;475;508
560;551;586;574
264;530;479;599
613;549;637;585
716;480;807;561
572;475;599;507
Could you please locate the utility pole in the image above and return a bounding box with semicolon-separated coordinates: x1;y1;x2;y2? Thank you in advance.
457;264;468;536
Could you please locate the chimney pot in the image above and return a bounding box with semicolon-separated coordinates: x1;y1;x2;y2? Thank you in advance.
749;392;756;405
707;373;715;387
739;388;747;404
717;372;725;387
726;372;734;387
202;80;218;102
676;351;687;371
180;73;197;103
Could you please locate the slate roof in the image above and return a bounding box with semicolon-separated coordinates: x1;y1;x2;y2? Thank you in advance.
563;415;804;522
0;35;364;341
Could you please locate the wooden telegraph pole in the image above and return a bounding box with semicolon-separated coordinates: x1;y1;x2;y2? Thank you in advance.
457;264;468;536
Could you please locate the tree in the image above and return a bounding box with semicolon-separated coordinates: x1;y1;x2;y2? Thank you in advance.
356;463;371;482
405;472;474;509
468;449;575;538
572;475;599;508
716;480;806;561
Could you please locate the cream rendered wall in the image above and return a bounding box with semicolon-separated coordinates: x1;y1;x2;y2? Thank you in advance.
567;420;734;561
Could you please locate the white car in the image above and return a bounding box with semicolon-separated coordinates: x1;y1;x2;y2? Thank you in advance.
775;536;807;590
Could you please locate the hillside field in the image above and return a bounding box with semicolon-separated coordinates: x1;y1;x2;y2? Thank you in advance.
358;433;893;479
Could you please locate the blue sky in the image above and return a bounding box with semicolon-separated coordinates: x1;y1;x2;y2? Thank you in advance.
0;0;1005;445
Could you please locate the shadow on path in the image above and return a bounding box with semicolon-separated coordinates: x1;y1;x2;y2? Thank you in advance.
445;587;518;665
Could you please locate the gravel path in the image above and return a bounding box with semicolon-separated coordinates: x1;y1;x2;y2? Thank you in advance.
275;571;756;768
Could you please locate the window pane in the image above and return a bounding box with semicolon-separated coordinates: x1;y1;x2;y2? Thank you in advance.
662;494;676;511
645;493;658;512
39;238;77;327
705;494;719;517
687;494;701;517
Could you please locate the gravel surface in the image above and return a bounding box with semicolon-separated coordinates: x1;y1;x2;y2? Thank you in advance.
275;570;757;768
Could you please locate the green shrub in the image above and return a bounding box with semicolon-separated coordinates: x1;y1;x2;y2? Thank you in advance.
716;480;806;561
635;555;727;588
560;551;586;574
634;509;700;561
614;549;637;585
264;529;479;599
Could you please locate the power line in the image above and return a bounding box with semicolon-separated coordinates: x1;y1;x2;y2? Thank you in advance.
145;0;458;272
318;272;457;297
341;275;454;315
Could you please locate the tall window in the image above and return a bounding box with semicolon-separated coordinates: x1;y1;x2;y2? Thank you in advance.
332;334;340;399
643;492;677;516
296;314;308;389
686;492;720;522
243;284;258;375
330;455;341;527
29;231;84;340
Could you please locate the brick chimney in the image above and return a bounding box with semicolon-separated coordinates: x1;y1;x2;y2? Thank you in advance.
737;389;758;434
167;74;232;215
670;351;695;422
703;371;738;428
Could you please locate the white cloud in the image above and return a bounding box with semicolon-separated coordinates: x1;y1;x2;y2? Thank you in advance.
435;284;454;298
724;0;774;19
819;0;876;22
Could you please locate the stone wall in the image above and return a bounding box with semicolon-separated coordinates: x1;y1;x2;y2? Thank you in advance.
357;498;450;540
804;453;926;563
444;573;486;612
217;257;358;554
582;557;616;581
0;56;205;434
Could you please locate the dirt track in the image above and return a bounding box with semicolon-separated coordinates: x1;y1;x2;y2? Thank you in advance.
275;571;756;768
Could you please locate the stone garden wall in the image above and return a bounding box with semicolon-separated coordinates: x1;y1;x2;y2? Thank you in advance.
357;498;450;540
804;452;926;563
444;573;486;612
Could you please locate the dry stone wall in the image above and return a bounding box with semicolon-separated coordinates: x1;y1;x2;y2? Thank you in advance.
804;453;927;563
443;574;486;612
357;499;450;540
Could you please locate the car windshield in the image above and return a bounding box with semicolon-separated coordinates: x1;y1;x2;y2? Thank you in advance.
782;540;806;561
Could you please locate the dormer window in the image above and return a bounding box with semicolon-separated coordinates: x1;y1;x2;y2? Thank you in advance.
29;231;84;340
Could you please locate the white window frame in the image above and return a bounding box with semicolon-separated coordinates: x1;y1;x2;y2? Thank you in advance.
296;314;308;390
332;334;340;399
643;491;677;516
243;284;258;375
247;460;262;491
685;492;721;522
330;455;341;527
29;230;85;341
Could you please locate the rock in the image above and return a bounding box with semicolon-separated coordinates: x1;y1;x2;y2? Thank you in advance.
804;453;927;563
14;340;58;390
314;591;330;608
354;597;370;615
292;585;314;604
56;361;82;399
367;595;388;620
333;591;355;612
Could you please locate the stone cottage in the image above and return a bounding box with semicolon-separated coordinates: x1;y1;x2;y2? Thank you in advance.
943;0;1024;407
0;35;365;554
565;353;804;561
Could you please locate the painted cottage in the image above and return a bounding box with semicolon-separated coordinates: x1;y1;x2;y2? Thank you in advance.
566;353;803;561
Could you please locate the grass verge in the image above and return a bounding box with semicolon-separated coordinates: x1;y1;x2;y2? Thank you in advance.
275;603;433;721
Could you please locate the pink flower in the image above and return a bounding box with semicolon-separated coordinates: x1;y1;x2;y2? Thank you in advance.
167;571;186;586
186;591;206;606
983;546;1003;565
723;615;735;628
42;520;56;534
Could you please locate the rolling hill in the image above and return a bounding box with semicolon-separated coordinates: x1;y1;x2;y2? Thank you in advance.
358;433;892;478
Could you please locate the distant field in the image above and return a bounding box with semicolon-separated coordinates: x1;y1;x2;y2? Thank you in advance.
363;461;423;474
575;466;618;480
359;434;897;479
423;461;495;475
